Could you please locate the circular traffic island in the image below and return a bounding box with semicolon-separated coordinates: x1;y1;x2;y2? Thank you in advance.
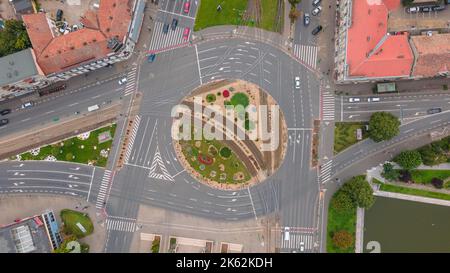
173;79;288;190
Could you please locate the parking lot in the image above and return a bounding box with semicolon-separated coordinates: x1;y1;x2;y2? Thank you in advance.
388;4;450;32
38;0;94;26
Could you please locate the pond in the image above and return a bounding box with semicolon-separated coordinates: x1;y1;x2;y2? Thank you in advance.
363;197;450;253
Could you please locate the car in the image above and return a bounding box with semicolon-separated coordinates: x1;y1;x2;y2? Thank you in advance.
118;77;127;85
295;76;301;89
0;119;8;127
406;6;419;13
184;1;191;14
348;97;360;103
0;109;11;115
171;18;178;31
72;24;79;31
147;53;156;63
284;227;290;241
312;0;322;6
21;102;33;109
303;13;310;26
300;242;305;252
312;6;322;16
367;97;380;102
311;25;323;35
56;9;63;21
432;5;445;11
427;108;442;114
183;27;190;40
421;6;432;12
162;23;169;34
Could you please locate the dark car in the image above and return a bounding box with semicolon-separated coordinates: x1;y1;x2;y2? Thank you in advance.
171;18;178;30
56;9;63;21
311;25;323;35
432;5;446;11
0;109;11;116
420;6;432;12
427;108;442;114
147;53;156;63
162;23;169;34
0;119;8;127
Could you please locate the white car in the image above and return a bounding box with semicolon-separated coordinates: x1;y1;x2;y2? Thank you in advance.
367;97;380;102
21;102;34;109
300;241;305;252
118;77;127;85
312;6;322;16
348;97;360;103
284;227;290;241
295;76;301;89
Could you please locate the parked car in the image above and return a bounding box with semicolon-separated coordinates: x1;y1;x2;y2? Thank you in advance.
183;27;190;40
367;97;380;102
118;77;127;85
171;18;178;30
162;23;169;34
295;76;301;89
284;227;290;241
427;108;442;114
300;241;305;252
184;1;191;14
311;25;323;35
0;109;11;116
0;119;8;127
304;13;310;26
406;6;419;13
56;9;63;21
312;6;322;16
147;53;156;63
348;97;361;103
431;5;446;11
312;0;322;7
21;102;33;109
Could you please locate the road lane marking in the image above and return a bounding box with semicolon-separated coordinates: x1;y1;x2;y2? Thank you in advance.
195;44;202;85
86;167;95;202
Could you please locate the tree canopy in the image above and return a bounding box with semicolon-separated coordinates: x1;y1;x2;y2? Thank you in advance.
394;150;422;170
340;176;375;209
0;20;31;57
368;112;400;142
332;230;354;250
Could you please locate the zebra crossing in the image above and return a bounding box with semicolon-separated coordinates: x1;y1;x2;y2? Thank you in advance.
148;22;188;52
106;218;137;233
322;91;335;121
281;232;315;251
319;160;333;184
124;68;137;97
149;146;174;181
293;44;318;69
95;170;112;209
124;115;141;164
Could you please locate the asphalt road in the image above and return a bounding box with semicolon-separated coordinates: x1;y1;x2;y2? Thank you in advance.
294;0;320;45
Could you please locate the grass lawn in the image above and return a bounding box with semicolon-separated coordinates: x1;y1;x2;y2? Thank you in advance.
326;193;356;253
60;209;94;238
376;182;450;201
194;0;248;31
410;169;450;184
18;124;116;167
260;0;280;32
334;122;368;154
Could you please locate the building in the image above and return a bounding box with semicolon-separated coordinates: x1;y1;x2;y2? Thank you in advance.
334;0;450;83
9;0;36;18
0;0;145;100
0;210;62;253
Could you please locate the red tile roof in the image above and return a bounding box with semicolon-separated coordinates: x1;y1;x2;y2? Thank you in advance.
346;0;414;78
22;0;132;75
412;34;450;77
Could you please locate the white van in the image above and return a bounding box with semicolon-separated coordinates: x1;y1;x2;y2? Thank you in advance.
88;105;99;112
284;227;290;241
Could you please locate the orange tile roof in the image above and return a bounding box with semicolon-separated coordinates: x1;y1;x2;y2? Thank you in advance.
22;0;132;75
412;34;450;77
22;13;54;56
346;0;413;78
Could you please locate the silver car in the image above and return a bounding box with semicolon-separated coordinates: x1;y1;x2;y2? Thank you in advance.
312;6;322;16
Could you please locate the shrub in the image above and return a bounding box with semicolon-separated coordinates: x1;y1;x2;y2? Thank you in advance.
381;162;400;181
219;147;232;158
394;150;422;170
206;94;216;103
332;230;354;250
399;170;412;183
431;178;444;189
331;191;354;212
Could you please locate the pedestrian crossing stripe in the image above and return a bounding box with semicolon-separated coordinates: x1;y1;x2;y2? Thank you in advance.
322;91;335;121
149;22;187;52
124;115;141;164
294;44;318;69
320;160;333;184
280;232;315;251
106;219;137;233
149;146;174;181
95;170;112;209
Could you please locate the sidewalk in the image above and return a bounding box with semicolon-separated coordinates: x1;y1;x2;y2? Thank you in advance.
282;0;292;41
374;190;450;207
355;208;364;253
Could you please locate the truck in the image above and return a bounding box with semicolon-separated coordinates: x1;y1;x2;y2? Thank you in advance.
88;105;99;112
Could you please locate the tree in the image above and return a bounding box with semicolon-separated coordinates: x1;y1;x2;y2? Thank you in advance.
381;162;400;181
341;176;375;209
289;8;301;22
332;230;354;250
419;144;447;166
0;19;31;57
431;178;444;189
331;190;354;212
288;0;302;6
368;112;400;142
394;150;422;170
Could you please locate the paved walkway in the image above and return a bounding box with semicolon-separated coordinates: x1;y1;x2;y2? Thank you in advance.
355;207;364;253
374;190;450;207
